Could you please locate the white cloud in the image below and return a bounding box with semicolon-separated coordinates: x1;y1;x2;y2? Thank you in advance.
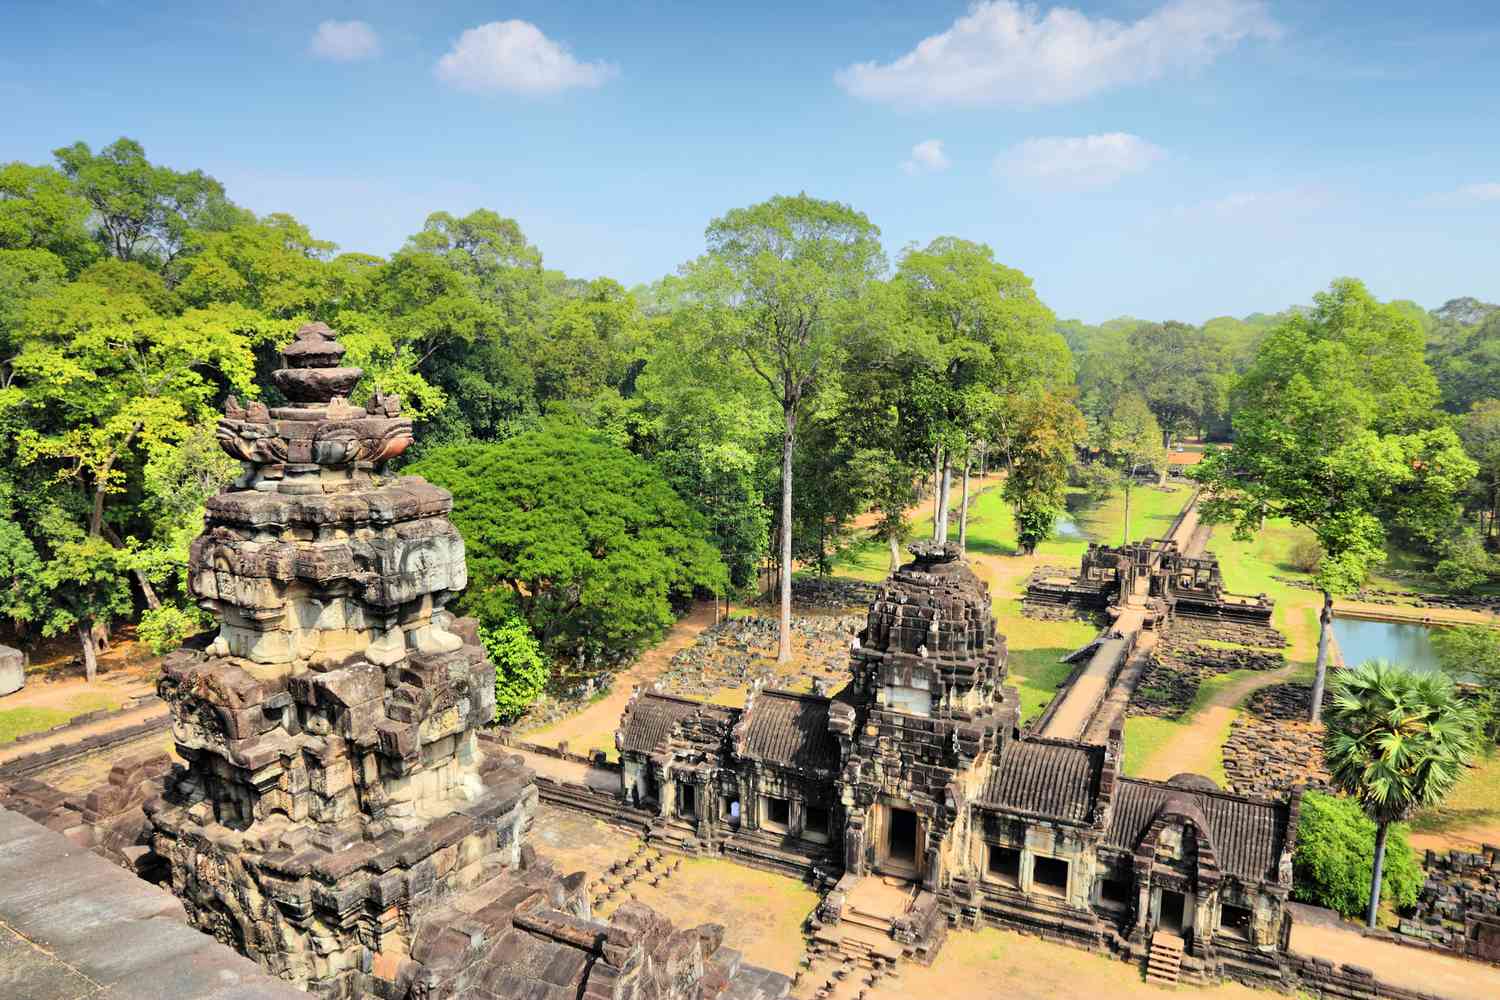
309;20;381;62
836;0;1280;109
1176;187;1329;221
996;133;1164;190
901;139;951;175
435;20;616;95
1456;182;1500;202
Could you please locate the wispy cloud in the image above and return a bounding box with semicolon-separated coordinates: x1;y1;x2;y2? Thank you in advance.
901;139;951;175
1174;187;1331;222
996;133;1164;191
435;21;616;95
1454;182;1500;202
309;20;381;62
836;0;1280;109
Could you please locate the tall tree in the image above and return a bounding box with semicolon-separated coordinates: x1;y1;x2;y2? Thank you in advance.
1101;394;1165;546
1194;279;1477;722
1323;660;1479;928
53;138;242;266
0;162;98;272
684;195;884;661
996;390;1088;554
1126;320;1226;446
1459;399;1500;543
895;237;1070;548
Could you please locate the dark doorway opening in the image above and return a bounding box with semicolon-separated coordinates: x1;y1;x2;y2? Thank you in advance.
887;808;918;865
1159;890;1186;934
678;782;696;819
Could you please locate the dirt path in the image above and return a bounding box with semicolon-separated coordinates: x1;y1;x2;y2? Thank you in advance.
519;601;719;753
1290;914;1500;999
0;668;156;714
1133;662;1300;781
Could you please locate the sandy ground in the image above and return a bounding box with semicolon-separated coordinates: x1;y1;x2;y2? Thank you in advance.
528;805;817;973
519;601;720;756
1290;919;1500;999
876;926;1266;1000
1;667;156;714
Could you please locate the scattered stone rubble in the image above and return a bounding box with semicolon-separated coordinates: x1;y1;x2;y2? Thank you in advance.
1222;684;1334;799
1398;845;1500;963
654;614;860;699
790;576;880;611
1129;636;1285;720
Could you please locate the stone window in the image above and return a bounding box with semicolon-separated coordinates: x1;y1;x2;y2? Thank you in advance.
1032;856;1069;898
764;796;790;832
1219;903;1253;941
677;782;696;819
986;845;1022;888
1097;875;1132;911
803;803;830;844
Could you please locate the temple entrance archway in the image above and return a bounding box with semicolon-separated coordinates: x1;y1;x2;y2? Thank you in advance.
876;804;922;880
1158;889;1188;934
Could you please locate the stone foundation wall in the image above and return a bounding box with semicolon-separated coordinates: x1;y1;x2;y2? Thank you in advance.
1396;845;1500;964
1129;637;1285;720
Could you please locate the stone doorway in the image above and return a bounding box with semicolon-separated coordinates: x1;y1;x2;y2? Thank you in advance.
1158;889;1187;934
880;806;920;878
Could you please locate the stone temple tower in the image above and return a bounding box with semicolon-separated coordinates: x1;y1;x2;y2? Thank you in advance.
830;541;1019;891
147;322;789;1000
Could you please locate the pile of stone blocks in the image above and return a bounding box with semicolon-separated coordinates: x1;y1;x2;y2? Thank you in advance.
1398;845;1500;963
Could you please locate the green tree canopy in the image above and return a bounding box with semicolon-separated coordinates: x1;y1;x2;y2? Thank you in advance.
1291;790;1423;921
410;427;727;662
1195;278;1477;721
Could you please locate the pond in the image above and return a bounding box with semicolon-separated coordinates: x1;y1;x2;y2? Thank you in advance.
1053;514;1086;540
1330;615;1446;675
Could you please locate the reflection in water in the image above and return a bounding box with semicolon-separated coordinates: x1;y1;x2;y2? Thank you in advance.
1330;616;1445;675
1053;515;1085;540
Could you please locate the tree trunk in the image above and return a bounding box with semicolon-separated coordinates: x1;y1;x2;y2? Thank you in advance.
778;405;795;664
958;457;971;554
932;448;943;541
1122;480;1132;547
77;621;98;682
1310;590;1334;723
100;524;162;610
937;458;952;542
89;486;106;538
888;531;901;572
1367;820;1390;929
979;442;988;480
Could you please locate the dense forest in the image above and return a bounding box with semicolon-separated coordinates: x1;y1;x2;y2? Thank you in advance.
2;138;1497;684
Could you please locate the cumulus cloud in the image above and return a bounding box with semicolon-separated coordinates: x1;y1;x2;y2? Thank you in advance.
836;0;1280;109
435;20;617;95
310;20;381;62
901;139;951;175
996;133;1164;190
1456;182;1500;202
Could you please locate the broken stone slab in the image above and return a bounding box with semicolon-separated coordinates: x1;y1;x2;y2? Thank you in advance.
0;644;24;697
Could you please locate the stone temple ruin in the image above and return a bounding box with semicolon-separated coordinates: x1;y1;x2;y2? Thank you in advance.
1025;538;1275;635
614;543;1300;987
134;322;789;1000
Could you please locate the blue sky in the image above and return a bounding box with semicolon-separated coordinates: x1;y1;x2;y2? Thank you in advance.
4;1;1498;323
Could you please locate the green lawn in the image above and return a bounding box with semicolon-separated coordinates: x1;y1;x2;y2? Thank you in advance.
0;691;118;744
996;597;1099;723
1410;751;1500;840
1121;670;1260;780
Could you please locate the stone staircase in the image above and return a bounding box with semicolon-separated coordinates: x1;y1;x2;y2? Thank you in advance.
1146;931;1184;987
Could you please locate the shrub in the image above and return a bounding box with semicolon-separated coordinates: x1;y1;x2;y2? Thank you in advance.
1289;537;1323;574
1434;529;1496;594
137;603;209;654
409;426;727;662
1291;791;1422;918
479;619;549;723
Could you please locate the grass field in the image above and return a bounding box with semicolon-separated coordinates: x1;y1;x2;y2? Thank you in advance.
0;691;118;744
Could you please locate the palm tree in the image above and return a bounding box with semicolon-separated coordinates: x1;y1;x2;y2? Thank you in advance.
1323;660;1481;928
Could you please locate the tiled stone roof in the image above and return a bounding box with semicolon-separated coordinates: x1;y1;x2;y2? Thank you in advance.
979;738;1103;823
1107;777;1288;882
618;692;704;755
739;690;840;773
